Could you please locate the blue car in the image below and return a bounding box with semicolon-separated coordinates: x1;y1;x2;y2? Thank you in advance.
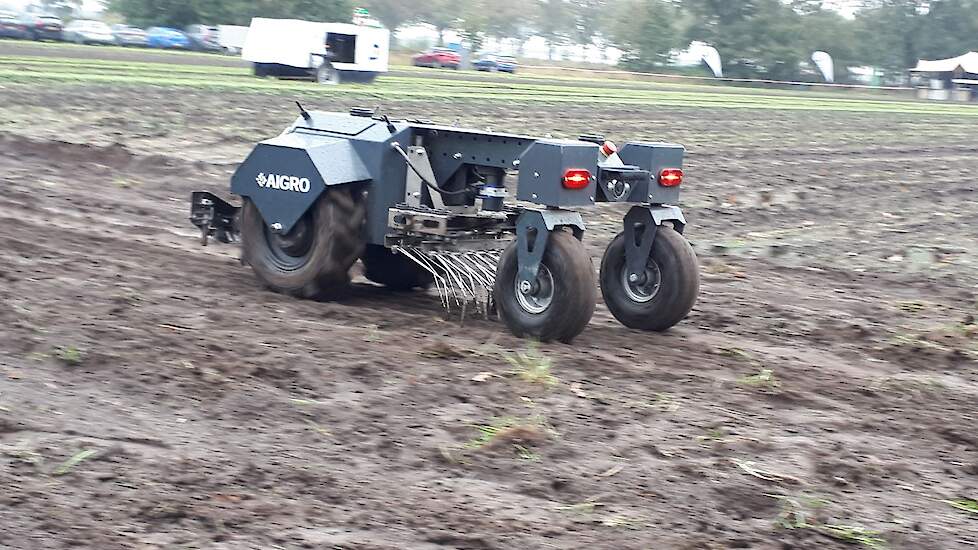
146;27;190;49
473;54;518;73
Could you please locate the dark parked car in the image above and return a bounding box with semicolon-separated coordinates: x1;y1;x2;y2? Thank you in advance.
111;24;148;47
412;47;461;69
185;24;221;51
18;13;63;41
473;54;518;73
146;27;191;49
0;13;29;39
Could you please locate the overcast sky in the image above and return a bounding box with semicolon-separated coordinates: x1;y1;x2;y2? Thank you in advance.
5;0;861;18
824;0;860;18
4;0;105;12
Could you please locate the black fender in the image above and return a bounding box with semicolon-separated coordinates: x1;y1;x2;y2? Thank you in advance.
230;133;369;234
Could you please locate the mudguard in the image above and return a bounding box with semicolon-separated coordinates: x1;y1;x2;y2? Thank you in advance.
230;131;370;233
640;204;686;232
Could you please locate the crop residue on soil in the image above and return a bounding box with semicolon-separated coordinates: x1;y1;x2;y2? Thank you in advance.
1;47;977;550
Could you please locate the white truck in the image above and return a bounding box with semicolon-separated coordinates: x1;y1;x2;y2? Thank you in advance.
217;24;249;55
241;18;390;84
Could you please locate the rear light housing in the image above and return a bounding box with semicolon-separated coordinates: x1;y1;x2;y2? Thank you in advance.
562;169;592;189
659;168;683;187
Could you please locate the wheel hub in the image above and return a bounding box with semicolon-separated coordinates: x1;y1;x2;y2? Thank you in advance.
269;216;312;258
515;265;554;314
623;259;661;303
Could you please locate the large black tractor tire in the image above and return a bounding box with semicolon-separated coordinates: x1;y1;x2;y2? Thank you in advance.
239;186;365;300
361;245;433;291
600;226;699;331
494;231;596;343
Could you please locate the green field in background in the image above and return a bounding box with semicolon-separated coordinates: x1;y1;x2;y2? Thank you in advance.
3;52;978;117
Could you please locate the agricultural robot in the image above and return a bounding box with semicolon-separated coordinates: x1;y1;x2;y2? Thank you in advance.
191;106;699;342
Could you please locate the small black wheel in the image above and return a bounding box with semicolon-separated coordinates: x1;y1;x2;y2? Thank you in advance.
494;231;596;343
361;245;433;291
600;226;699;331
239;186;365;299
316;63;340;84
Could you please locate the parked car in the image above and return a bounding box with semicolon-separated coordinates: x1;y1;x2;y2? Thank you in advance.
184;24;221;51
473;54;518;73
0;13;29;39
412;47;460;69
18;13;62;41
111;24;148;47
63;19;114;45
146;27;191;49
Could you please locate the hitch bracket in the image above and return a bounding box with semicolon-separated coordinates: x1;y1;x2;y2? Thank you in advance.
190;191;240;246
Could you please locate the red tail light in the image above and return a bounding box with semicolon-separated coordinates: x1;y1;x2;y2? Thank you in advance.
562;169;591;189
659;168;683;187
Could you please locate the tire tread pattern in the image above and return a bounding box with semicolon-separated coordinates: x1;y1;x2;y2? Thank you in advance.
240;186;365;300
600;226;699;331
494;231;596;343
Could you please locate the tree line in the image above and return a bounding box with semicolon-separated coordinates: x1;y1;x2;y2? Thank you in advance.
105;0;978;80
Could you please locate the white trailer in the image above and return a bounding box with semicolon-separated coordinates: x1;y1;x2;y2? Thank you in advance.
217;24;249;55
241;17;390;84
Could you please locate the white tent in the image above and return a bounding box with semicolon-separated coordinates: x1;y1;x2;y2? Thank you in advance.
911;51;978;73
700;46;723;78
811;51;834;82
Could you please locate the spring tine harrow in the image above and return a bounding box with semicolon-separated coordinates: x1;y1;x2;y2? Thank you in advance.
393;246;501;315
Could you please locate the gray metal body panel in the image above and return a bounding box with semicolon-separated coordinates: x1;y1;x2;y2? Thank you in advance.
227;110;686;246
419;127;534;186
235;113;413;241
516;139;599;207
617;142;685;205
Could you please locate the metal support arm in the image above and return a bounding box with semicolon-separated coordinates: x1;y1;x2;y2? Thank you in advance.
622;204;686;282
515;209;585;289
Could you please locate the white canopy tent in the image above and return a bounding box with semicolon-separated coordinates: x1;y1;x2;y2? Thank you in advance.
911;51;978;101
911;51;978;73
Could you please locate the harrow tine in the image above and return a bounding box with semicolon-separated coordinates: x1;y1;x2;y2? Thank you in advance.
447;252;495;315
447;253;483;293
431;253;468;308
469;252;500;280
395;246;503;317
393;246;450;308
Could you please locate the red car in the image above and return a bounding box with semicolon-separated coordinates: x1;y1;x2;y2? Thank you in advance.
412;47;461;69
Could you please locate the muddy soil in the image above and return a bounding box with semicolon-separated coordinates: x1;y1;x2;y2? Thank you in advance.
0;66;977;548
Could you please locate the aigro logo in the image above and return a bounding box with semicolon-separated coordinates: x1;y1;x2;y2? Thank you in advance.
256;172;312;193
